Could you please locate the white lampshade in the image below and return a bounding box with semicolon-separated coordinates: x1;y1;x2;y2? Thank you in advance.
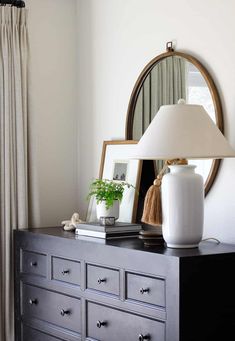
135;104;235;160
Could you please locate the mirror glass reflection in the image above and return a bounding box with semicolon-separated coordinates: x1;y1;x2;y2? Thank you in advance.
132;56;216;184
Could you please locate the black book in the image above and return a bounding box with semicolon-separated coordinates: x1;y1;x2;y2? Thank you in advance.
76;222;142;233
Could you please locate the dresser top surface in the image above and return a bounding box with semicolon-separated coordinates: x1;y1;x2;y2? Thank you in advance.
15;227;235;258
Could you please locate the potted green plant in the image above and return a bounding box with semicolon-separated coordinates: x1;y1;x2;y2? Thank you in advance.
87;179;133;220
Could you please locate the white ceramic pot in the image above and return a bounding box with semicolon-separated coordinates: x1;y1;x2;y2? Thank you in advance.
162;165;204;248
96;200;120;220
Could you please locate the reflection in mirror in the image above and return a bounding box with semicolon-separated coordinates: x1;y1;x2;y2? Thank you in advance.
186;61;215;184
133;56;186;139
131;55;219;188
133;56;216;138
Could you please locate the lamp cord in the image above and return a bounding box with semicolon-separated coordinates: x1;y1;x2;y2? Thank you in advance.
201;237;220;244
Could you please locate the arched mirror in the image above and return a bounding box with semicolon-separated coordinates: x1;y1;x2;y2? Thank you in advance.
125;43;223;195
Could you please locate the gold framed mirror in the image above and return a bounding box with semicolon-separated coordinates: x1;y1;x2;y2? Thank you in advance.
125;43;223;195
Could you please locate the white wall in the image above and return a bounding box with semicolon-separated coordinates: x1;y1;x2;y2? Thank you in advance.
28;0;78;227
77;0;235;244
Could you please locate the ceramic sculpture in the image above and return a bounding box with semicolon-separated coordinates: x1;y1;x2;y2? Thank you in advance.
62;212;83;231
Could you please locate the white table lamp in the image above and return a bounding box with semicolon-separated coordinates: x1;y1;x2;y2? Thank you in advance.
135;102;235;248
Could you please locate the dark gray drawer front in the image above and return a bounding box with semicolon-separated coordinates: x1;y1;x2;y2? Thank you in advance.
87;264;119;296
22;325;60;341
52;257;81;286
87;302;165;341
21;250;47;277
22;284;81;334
126;272;165;308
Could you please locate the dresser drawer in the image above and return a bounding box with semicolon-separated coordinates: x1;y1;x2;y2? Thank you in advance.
21;250;47;277
52;256;81;286
22;284;81;334
126;272;165;308
87;301;165;341
87;264;119;296
22;325;60;341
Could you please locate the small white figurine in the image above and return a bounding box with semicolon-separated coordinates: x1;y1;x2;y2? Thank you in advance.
62;212;83;231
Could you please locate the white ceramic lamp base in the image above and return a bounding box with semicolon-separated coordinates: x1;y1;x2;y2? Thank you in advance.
162;165;204;248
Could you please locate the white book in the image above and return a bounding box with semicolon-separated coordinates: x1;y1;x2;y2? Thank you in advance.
75;228;139;239
75;234;138;243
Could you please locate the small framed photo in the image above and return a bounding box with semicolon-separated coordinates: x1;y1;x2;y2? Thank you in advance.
86;140;142;223
112;161;128;181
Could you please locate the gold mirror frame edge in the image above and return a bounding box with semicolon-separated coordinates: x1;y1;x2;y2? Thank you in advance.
125;50;223;196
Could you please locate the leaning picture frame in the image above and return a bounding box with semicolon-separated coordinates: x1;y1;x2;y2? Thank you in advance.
86;140;142;223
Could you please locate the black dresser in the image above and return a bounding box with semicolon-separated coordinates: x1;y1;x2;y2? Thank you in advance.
14;227;235;341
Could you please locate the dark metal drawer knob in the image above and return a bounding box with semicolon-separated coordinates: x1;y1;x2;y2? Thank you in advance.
29;298;38;305
60;309;70;316
138;334;150;341
30;261;37;267
140;288;149;294
61;269;70;275
97;278;106;284
96;320;107;328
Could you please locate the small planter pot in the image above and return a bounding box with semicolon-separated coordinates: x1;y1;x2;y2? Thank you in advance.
96;200;120;221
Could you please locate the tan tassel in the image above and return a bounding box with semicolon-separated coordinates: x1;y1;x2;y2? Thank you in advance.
141;177;162;226
141;158;188;226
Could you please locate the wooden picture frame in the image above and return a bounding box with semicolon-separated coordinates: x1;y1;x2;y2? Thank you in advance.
86;140;142;223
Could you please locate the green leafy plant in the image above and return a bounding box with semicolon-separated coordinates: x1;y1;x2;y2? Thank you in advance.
87;179;134;209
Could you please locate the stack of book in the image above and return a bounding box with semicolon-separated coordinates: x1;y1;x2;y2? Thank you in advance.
138;229;164;246
75;222;142;239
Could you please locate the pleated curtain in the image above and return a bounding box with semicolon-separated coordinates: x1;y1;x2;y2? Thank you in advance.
133;56;186;173
0;6;29;341
133;56;186;139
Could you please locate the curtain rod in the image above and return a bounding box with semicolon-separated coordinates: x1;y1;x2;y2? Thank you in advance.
0;1;25;8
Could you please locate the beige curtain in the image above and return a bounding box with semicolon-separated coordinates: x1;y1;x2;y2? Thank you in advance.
0;6;29;341
133;56;186;139
133;56;186;173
